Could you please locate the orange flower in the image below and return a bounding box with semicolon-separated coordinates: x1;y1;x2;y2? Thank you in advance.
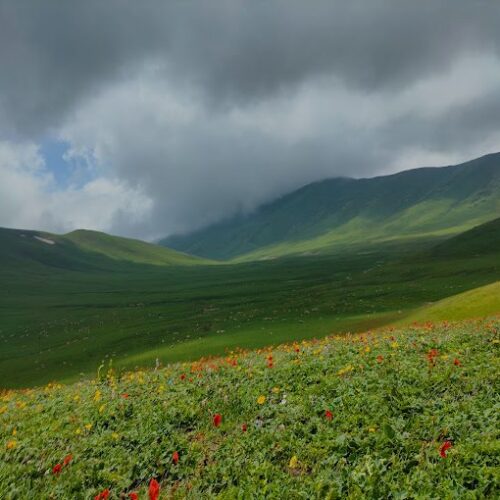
94;488;110;500
63;454;73;466
172;450;179;465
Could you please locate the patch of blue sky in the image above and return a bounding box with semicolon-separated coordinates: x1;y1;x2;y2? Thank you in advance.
39;139;97;190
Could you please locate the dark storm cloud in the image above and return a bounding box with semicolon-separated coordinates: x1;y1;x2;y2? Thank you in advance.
0;0;499;238
2;0;499;136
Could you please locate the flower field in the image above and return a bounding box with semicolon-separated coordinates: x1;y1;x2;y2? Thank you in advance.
1;318;499;499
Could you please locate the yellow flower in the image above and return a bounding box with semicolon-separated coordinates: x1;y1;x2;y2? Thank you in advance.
368;427;376;433
257;395;266;405
111;432;119;440
75;428;82;435
84;423;93;431
391;342;399;349
99;404;106;414
289;455;299;469
73;395;80;402
93;390;101;402
272;387;280;394
6;440;17;450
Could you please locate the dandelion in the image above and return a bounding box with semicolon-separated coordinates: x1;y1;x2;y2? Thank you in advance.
149;478;160;500
440;440;453;458
213;413;222;427
257;395;266;405
325;410;333;421
172;451;179;465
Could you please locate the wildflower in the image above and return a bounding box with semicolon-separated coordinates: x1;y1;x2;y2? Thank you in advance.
52;463;62;475
172;451;179;465
6;440;17;450
376;355;384;363
149;478;160;500
213;413;222;427
93;390;101;402
257;395;266;405
180;374;186;381
63;454;73;466
454;358;461;366
368;427;376;432
85;423;93;431
129;493;139;500
241;423;248;432
289;455;299;469
94;489;110;500
272;387;280;394
440;440;453;458
121;393;129;399
112;432;119;440
325;410;333;421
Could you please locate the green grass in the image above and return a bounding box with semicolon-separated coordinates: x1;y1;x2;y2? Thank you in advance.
1;233;499;389
398;281;500;324
1;318;498;498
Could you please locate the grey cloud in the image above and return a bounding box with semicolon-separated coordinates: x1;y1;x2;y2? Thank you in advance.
1;1;500;239
1;0;500;136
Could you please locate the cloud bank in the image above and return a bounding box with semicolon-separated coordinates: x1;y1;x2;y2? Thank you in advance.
0;0;499;239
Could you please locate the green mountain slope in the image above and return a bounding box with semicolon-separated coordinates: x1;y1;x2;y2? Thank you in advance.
398;281;500;324
428;216;500;258
0;227;207;274
161;153;500;260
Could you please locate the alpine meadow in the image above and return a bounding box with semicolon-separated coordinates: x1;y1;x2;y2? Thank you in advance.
1;2;499;499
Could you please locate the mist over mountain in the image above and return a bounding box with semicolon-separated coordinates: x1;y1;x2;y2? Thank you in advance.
162;153;500;260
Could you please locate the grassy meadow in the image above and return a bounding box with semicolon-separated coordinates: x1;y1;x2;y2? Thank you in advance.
1;235;499;388
1;318;498;498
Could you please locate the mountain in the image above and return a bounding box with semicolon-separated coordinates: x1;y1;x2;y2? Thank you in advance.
0;227;208;275
161;153;500;260
428;216;500;258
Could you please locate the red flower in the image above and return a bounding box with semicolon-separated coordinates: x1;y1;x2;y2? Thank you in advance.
52;463;62;475
241;423;247;432
149;478;160;500
129;493;138;500
453;358;461;366
172;450;179;465
325;410;333;421
63;454;73;466
376;355;384;363
180;374;186;380
440;440;453;458
94;489;110;500
121;393;129;399
213;413;222;427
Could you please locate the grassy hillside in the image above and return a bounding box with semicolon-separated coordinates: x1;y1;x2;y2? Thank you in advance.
1;226;499;388
0;227;208;274
1;318;498;498
399;281;500;324
162;153;500;260
428;217;500;258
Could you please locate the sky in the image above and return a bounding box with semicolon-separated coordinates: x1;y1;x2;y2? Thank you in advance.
1;1;499;241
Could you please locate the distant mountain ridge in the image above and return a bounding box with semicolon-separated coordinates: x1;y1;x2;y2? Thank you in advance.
161;153;500;260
